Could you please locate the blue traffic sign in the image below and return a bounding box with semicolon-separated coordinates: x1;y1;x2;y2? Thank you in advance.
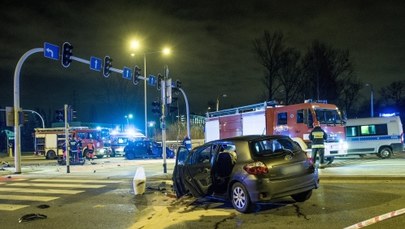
122;67;132;80
148;75;156;86
90;56;102;71
44;42;59;60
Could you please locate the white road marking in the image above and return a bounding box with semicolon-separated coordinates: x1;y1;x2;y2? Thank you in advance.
0;187;84;194
32;179;121;183
6;183;105;188
0;194;59;201
0;204;29;211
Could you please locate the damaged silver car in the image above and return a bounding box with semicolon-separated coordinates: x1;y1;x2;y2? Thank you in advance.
172;135;319;213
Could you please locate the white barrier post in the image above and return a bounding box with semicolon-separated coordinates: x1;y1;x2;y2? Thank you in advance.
133;167;146;195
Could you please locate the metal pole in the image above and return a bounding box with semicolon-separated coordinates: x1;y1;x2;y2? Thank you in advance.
64;104;70;173
179;88;191;138
23;109;45;128
13;48;43;174
370;87;374;117
161;79;167;173
144;54;148;138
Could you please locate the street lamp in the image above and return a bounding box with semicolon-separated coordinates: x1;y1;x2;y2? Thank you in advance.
125;113;133;125
365;83;374;117
216;94;227;111
129;39;171;139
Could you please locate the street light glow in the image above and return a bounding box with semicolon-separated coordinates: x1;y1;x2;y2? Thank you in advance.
162;47;171;55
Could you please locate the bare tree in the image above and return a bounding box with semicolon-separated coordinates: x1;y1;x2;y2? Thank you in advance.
278;48;304;104
253;30;286;101
379;80;405;107
338;77;363;116
302;40;354;104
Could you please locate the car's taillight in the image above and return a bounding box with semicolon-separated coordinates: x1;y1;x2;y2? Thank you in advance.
243;161;268;175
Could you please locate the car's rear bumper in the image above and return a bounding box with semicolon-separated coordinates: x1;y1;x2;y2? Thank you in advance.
243;172;319;203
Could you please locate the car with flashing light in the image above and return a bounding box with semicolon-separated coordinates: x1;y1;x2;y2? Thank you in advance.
172;135;319;213
124;139;175;159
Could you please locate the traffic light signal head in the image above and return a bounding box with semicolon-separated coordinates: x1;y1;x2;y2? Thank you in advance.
133;65;141;85
151;101;161;116
103;56;113;77
176;80;182;89
61;42;73;68
67;106;77;122
55;109;64;122
157;74;163;91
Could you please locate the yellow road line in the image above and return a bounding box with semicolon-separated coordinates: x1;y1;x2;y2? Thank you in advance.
0;194;59;201
0;204;29;211
0;187;84;194
32;179;121;184
7;183;105;188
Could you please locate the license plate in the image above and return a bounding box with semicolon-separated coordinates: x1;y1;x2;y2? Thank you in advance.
282;164;302;174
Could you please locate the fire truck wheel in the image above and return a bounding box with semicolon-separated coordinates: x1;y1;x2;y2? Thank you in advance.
46;150;57;160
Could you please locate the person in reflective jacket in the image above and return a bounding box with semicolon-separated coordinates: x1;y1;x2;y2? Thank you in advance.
309;121;327;166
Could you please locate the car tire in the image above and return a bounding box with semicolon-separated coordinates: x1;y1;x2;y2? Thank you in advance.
291;190;312;202
231;182;254;213
126;152;135;160
46;150;57;160
377;147;392;159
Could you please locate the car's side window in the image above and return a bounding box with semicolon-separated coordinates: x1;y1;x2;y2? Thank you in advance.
190;145;212;165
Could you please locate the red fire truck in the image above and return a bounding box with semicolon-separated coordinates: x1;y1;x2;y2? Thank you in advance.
34;127;110;159
205;100;347;160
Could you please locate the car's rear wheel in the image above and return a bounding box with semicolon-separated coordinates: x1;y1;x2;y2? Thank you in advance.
377;147;392;159
291;190;312;202
231;182;254;213
126;152;135;160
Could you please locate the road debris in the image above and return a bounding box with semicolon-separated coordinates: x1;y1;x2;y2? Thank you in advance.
18;213;47;223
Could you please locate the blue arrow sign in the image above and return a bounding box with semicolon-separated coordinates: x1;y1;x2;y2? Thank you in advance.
90;56;102;71
148;75;156;86
122;67;132;80
44;42;59;60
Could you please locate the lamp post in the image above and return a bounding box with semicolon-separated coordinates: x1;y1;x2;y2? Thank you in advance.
216;94;227;111
125;113;133;125
130;40;171;139
365;83;374;117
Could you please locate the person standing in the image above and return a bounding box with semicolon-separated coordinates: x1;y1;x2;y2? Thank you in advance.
182;136;192;151
309;121;327;167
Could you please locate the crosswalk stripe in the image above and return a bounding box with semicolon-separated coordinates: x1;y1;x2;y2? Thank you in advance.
6;183;105;188
0;204;29;211
0;187;84;194
32;179;121;184
0;194;59;201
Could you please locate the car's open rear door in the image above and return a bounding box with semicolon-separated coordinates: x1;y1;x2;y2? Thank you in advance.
172;146;189;198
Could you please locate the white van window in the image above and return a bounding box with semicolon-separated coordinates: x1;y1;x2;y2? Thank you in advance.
346;124;388;137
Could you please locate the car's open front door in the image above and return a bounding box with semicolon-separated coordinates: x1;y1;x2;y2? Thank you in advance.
181;144;214;197
172;146;189;198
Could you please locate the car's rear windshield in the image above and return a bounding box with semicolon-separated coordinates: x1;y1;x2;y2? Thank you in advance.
250;138;300;156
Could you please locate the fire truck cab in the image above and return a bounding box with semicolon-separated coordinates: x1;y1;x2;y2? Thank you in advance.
205;101;347;160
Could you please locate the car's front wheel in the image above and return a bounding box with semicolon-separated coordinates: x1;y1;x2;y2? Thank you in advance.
291;190;312;202
231;182;254;213
125;152;135;160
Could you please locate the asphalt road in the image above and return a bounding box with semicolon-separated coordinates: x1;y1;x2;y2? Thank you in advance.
1;152;405;229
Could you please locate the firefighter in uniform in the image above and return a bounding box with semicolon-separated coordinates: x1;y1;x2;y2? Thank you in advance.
309;121;327;167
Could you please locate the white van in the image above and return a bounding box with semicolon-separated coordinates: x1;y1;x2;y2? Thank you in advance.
345;116;405;158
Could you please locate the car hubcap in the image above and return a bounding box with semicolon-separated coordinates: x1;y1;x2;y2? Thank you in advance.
233;186;246;209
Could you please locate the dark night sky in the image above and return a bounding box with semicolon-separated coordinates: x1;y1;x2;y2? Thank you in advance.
1;0;405;125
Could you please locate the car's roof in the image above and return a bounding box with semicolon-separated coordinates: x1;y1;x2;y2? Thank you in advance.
211;135;290;143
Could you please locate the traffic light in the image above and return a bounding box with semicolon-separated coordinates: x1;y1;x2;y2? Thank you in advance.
176;80;182;89
133;65;141;85
157;74;163;91
152;101;161;116
55;109;64;122
103;56;113;77
61;42;73;68
18;111;29;125
67;106;77;122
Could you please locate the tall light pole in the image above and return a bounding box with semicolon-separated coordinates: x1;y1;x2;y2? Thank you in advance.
129;39;171;139
365;83;374;117
216;94;227;111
